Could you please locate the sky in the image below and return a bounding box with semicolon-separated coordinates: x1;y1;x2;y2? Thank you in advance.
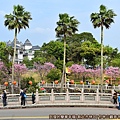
0;0;120;51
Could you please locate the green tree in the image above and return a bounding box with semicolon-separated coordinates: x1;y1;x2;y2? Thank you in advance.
90;5;116;87
32;57;46;65
54;58;63;71
34;43;57;64
46;68;61;83
55;13;79;92
22;57;33;68
40;41;64;61
0;42;13;74
4;5;32;93
103;46;119;67
21;77;37;93
80;40;101;68
111;58;120;67
67;32;100;65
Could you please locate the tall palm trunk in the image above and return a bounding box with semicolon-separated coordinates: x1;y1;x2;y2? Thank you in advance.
60;35;66;92
101;25;104;91
11;28;17;94
18;75;21;92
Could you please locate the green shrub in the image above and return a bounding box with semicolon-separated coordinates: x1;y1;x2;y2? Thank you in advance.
47;68;61;82
21;77;38;93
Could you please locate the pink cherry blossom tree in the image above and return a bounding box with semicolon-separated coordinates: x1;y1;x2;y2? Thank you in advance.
91;68;101;81
105;66;120;84
0;61;9;84
34;62;55;82
70;64;86;80
14;63;28;90
70;64;101;82
83;69;92;79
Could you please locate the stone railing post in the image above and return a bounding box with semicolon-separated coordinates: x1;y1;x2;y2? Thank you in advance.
51;89;54;103
35;89;39;104
89;83;91;88
52;82;54;87
60;83;61;88
81;88;84;102
105;84;108;90
38;82;40;87
83;84;84;89
66;89;69;102
96;88;99;103
67;82;69;88
19;95;21;103
118;85;120;90
98;84;99;89
113;85;115;90
111;89;114;97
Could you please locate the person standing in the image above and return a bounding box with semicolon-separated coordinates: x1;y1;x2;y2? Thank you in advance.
20;90;24;105
32;92;35;104
23;91;26;106
118;94;120;110
2;90;7;106
20;89;26;106
113;90;117;104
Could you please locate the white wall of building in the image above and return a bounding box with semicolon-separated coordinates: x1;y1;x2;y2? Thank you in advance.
24;45;32;50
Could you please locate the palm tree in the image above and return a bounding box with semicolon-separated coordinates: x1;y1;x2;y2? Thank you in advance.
90;5;116;89
4;5;32;93
55;13;79;92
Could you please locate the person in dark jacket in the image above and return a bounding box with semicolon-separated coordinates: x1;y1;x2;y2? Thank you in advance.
2;90;7;106
20;89;26;106
32;92;35;104
113;90;117;104
118;94;120;110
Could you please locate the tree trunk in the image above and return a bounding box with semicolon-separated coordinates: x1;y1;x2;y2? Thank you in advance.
18;75;21;92
11;28;17;94
101;25;104;91
60;35;66;92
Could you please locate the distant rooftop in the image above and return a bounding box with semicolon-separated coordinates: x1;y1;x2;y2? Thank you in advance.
30;45;40;50
24;39;32;46
6;39;40;50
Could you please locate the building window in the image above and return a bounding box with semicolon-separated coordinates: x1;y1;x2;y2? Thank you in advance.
29;50;32;53
20;51;23;54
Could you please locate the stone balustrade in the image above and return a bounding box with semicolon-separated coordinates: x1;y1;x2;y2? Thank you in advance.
0;88;114;106
40;82;120;90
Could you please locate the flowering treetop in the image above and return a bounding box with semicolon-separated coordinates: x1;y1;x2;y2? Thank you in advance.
34;62;55;72
91;68;101;77
105;66;120;78
14;63;27;75
70;64;86;73
34;62;55;81
44;62;55;68
70;64;101;79
0;62;9;81
0;62;8;71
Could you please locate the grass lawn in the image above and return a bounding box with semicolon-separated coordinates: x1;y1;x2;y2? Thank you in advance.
22;71;40;82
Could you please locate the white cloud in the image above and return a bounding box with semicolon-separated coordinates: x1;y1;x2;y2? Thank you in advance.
0;10;6;16
30;27;53;34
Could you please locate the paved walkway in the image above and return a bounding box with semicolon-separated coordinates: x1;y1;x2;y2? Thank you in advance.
0;102;118;109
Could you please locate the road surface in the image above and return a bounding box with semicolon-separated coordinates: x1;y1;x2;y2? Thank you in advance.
0;107;119;120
